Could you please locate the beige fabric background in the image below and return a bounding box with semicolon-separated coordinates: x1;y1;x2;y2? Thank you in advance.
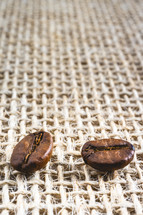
0;0;143;214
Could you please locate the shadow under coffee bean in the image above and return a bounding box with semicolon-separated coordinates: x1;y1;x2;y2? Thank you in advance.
81;139;135;172
10;131;53;173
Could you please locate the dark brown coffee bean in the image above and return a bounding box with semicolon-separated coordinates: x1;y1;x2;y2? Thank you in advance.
81;139;135;172
10;131;53;173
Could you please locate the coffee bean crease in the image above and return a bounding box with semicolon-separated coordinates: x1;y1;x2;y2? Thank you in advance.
24;132;43;163
85;144;129;152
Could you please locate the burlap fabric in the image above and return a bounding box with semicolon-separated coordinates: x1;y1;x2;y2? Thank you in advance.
0;0;143;214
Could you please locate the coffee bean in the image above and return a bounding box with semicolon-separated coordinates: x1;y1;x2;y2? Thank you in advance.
10;131;53;173
81;139;135;172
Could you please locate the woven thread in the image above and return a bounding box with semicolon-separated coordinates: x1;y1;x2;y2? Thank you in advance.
0;0;143;214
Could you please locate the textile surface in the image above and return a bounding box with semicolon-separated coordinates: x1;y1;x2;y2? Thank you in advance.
0;0;143;214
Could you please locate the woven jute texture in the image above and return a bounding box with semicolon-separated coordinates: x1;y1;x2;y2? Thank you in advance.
0;0;143;214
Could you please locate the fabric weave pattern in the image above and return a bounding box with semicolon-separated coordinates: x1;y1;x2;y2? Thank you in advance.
0;0;143;214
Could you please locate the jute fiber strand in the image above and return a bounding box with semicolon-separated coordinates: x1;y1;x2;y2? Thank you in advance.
0;0;143;214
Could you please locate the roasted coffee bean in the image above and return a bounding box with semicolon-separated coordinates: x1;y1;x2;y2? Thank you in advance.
10;131;53;173
81;139;135;172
